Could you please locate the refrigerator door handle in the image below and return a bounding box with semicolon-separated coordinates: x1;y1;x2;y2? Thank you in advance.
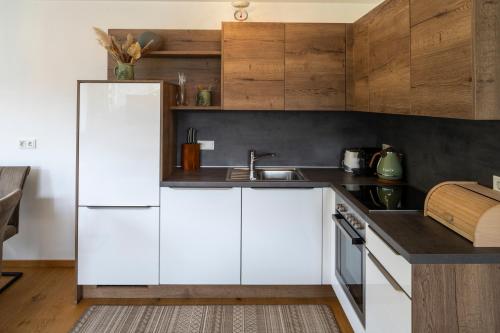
83;206;154;209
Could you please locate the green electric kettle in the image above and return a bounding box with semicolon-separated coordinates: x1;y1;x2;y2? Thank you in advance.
369;147;403;181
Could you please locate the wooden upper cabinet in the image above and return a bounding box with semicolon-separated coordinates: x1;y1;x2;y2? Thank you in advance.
285;23;346;111
410;0;500;120
222;22;285;110
368;0;411;115
411;0;473;119
346;15;371;112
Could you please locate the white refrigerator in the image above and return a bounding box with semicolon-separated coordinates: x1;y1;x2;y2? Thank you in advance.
77;82;161;285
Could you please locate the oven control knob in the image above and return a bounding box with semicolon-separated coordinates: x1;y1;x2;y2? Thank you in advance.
336;204;347;213
354;222;365;230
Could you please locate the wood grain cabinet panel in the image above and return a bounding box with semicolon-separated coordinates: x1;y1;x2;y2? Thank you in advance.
412;264;500;333
285;23;346;111
410;0;474;119
346;15;371;112
368;0;411;115
410;0;500;120
222;22;285;110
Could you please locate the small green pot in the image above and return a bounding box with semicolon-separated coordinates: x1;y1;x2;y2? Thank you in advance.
114;62;134;80
196;89;212;107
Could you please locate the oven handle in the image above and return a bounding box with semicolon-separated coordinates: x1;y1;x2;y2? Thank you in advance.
332;214;364;245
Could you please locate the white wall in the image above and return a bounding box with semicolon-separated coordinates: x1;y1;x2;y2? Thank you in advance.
0;0;379;260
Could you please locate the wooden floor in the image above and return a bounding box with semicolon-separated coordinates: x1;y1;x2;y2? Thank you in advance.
0;266;353;333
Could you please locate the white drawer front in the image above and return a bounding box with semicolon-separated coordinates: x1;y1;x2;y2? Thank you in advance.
78;207;160;285
366;226;411;296
366;250;411;333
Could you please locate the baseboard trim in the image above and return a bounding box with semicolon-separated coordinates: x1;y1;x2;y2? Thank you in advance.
3;260;75;268
81;285;334;299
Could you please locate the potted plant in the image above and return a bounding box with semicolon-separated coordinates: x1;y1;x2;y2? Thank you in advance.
93;27;155;80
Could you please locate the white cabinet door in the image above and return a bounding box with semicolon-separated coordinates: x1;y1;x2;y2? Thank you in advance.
160;187;241;284
242;188;323;285
78;83;161;206
322;187;335;284
366;249;411;333
78;207;159;285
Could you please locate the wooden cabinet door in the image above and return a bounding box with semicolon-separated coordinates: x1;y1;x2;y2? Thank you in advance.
410;0;474;119
346;15;371;112
223;22;285;110
241;188;323;285
285;24;346;111
160;187;241;284
368;0;411;115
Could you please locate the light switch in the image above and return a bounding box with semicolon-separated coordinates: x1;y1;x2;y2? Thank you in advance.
494;176;500;192
198;140;215;151
18;139;37;149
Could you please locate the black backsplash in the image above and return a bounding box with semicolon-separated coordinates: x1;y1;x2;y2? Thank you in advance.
376;114;500;191
176;111;379;167
176;111;500;192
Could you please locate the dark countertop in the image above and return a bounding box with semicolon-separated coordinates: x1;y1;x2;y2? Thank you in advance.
162;167;500;264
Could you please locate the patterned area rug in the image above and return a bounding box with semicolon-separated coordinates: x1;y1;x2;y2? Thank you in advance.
70;304;340;333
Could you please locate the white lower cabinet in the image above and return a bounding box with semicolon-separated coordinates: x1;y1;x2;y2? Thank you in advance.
242;188;323;285
366;249;411;333
78;207;160;285
160;187;241;284
322;187;335;284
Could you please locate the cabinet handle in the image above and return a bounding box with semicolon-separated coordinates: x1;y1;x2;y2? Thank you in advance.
442;212;454;224
168;187;235;190
368;252;404;293
249;187;314;190
84;206;153;209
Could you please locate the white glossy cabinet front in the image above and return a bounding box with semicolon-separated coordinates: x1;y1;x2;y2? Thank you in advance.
160;187;241;284
78;83;161;207
366;250;411;333
241;188;323;285
78;207;159;285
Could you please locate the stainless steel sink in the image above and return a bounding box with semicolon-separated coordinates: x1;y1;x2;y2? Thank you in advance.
226;168;307;181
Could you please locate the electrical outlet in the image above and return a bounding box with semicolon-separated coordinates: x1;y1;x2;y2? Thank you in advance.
18;139;36;149
494;176;500;192
198;140;215;151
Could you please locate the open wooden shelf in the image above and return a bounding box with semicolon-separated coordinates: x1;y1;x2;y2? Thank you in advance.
171;105;222;111
146;50;221;58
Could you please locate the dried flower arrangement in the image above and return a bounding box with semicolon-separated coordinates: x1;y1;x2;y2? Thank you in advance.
93;27;154;65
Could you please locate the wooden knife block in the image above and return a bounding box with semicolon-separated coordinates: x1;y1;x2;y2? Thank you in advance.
182;144;200;170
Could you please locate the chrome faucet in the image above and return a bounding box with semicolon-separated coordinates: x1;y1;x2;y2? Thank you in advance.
249;150;276;181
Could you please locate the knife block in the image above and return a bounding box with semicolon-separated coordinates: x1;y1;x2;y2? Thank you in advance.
182;144;200;171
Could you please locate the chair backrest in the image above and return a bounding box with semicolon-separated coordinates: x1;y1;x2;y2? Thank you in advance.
0;167;30;231
0;167;30;198
0;190;23;233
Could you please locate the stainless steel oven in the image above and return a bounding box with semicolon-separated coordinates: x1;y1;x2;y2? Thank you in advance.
334;197;366;325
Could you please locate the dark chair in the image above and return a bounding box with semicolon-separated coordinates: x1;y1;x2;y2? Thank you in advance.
0;167;30;293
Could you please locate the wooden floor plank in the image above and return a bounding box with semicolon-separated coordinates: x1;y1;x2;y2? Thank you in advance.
0;267;353;333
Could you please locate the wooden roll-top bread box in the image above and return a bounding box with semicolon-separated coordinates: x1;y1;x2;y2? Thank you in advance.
425;182;500;247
